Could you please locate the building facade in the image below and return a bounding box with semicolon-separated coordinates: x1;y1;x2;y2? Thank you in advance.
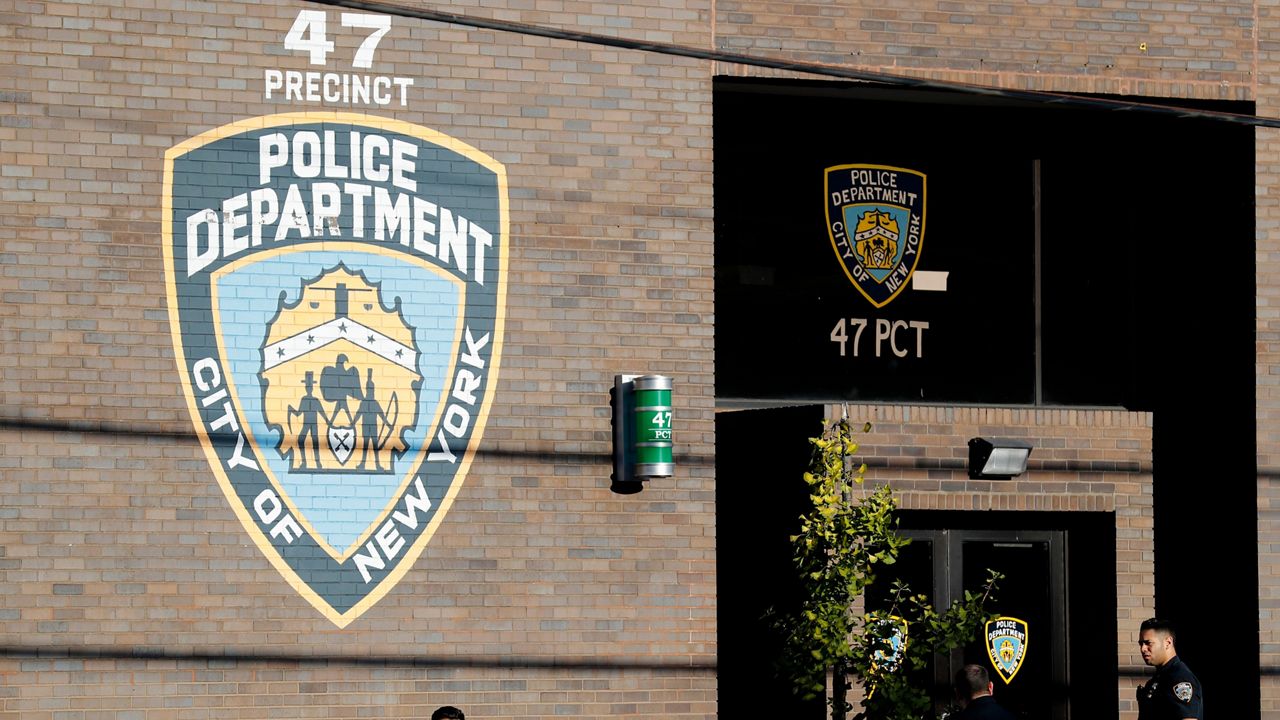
0;0;1271;718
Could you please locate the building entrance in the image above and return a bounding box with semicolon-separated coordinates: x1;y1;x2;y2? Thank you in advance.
886;529;1068;719
717;406;1122;719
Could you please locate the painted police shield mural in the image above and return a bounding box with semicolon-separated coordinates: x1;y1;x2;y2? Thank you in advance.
825;164;926;308
162;112;507;626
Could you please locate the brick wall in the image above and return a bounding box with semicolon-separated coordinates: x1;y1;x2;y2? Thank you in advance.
1259;0;1280;713
714;0;1254;100
1;0;1273;717
0;0;715;717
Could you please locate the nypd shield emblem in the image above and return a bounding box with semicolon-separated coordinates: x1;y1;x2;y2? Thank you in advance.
825;164;926;308
865;612;908;699
868;613;908;673
163;113;507;626
986;616;1029;684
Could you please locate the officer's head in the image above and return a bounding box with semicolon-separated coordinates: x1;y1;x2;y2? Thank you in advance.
431;707;464;720
954;663;993;702
1138;617;1177;667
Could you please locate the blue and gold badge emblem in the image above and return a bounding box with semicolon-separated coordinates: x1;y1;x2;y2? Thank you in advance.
1173;682;1193;703
986;616;1029;684
868;613;908;673
163;112;508;626
866;613;908;698
825;164;926;308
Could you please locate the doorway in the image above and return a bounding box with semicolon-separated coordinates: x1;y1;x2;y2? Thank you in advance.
715;404;1118;718
882;513;1117;720
873;529;1067;719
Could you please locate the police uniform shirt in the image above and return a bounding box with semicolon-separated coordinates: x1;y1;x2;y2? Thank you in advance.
953;695;1016;720
1138;655;1203;720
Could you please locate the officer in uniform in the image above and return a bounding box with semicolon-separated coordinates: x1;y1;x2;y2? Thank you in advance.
951;664;1015;720
1137;617;1203;720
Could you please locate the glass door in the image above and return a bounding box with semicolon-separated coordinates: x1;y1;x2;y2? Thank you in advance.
900;529;1068;720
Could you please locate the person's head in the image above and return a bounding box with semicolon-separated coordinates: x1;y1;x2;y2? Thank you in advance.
431;707;465;720
954;663;993;702
1138;617;1178;667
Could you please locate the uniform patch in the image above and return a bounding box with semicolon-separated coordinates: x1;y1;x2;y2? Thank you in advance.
163;112;508;626
985;616;1029;684
1173;681;1193;702
824;164;926;308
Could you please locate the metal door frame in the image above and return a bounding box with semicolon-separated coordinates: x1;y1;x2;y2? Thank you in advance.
902;528;1069;720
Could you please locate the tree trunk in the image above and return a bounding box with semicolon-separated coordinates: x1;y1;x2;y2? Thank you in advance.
831;662;848;720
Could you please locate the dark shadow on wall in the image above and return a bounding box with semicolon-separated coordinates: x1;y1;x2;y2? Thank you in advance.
0;645;716;671
716;404;827;719
1149;316;1257;720
0;416;712;468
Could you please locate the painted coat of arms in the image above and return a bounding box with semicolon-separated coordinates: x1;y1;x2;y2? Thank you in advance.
825;164;926;308
163;112;508;626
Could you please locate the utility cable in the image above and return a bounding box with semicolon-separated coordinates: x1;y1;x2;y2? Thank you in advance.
305;0;1277;128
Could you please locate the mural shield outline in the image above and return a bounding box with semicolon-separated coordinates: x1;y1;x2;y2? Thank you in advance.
163;112;508;626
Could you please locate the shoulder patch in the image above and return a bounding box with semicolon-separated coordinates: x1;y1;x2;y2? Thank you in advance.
1173;681;1193;702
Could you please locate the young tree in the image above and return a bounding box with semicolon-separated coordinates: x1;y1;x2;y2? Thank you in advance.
769;415;1001;720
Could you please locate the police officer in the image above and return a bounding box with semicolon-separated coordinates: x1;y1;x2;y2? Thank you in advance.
1137;618;1202;720
951;664;1016;720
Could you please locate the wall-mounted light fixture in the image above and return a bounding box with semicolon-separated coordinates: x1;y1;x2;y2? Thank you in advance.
967;437;1033;479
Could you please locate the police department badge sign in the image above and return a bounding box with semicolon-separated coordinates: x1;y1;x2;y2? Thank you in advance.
986;616;1029;684
868;613;908;673
825;164;926;308
163;112;508;626
866;613;908;699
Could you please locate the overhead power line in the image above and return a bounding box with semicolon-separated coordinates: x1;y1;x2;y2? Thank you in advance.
305;0;1277;128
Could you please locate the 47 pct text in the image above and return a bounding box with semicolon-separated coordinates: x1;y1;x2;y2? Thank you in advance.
830;318;930;358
